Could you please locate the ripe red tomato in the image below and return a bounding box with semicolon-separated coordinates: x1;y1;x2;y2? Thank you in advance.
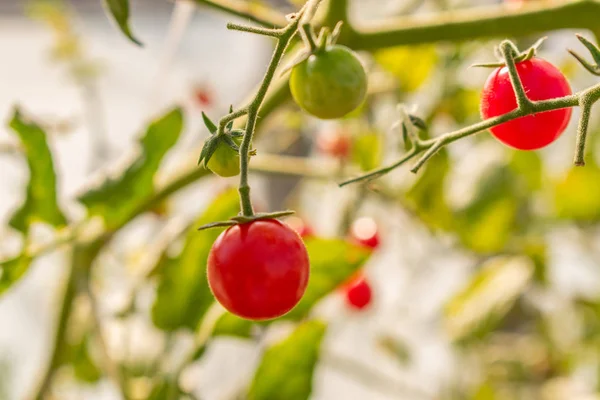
285;216;314;238
480;57;572;150
207;219;310;320
349;217;380;250
344;274;372;310
317;128;352;159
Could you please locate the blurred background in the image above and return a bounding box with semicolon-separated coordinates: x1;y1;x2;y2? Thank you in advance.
2;0;600;399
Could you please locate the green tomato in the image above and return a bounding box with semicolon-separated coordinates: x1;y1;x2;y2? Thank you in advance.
290;45;367;120
206;136;241;177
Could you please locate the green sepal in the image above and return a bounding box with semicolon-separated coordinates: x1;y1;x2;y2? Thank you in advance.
201;112;218;134
197;135;220;166
226;105;235;131
221;134;240;152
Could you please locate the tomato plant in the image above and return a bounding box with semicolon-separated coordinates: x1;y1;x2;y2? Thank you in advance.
480;57;573;150
290;45;367;120
207;219;310;320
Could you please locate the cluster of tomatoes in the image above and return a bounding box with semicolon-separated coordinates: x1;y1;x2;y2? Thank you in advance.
205;29;575;321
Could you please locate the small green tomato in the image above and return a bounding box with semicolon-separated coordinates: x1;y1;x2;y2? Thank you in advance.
205;136;241;177
290;45;367;120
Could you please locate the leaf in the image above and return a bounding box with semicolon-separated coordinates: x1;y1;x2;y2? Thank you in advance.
554;162;600;221
374;45;438;92
283;238;371;320
405;148;453;231
508;150;543;192
457;167;520;254
8;108;67;233
151;189;240;331
248;320;326;400
78;108;183;229
352;133;382;172
212;312;253;338
444;256;534;342
103;0;142;46
0;255;32;296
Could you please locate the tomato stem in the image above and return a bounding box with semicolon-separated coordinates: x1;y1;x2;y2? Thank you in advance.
500;41;533;112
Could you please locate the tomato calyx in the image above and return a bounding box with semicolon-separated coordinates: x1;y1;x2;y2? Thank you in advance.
280;21;344;76
471;37;546;69
198;108;250;168
198;210;296;231
569;34;600;76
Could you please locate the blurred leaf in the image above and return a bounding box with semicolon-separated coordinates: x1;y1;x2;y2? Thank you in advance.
0;255;31;296
554;162;600;221
103;0;142;45
212;312;253;338
79;108;183;229
8;108;67;233
458;167;519;253
378;335;411;365
509;150;543;192
248;320;326;400
374;45;437;92
70;335;102;383
440;88;480;124
472;381;497;400
283;238;371;320
444;256;534;342
151;189;239;331
352;133;382;172
406;148;453;230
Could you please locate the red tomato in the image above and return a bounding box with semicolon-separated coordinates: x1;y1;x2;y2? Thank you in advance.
207;219;310;320
349;217;380;250
480;58;572;150
317;128;352;159
344;274;372;310
193;85;214;108
285;216;314;238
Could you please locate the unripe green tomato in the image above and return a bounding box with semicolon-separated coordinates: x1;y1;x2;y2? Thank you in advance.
206;136;241;177
290;45;367;120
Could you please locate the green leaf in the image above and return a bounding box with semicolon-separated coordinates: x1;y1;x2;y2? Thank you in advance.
0;255;32;296
151;188;239;331
283;238;371;320
103;0;142;46
554;162;600;221
248;320;326;400
8;108;67;233
212;312;253;338
457;167;520;254
444;256;533;342
508;150;543;192
352;133;382;172
78;108;183;229
406;148;453;231
374;45;437;92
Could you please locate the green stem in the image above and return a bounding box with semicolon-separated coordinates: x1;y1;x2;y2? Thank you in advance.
28;243;103;400
342;87;585;185
350;0;600;49
500;41;532;111
192;0;287;28
574;97;595;166
233;0;322;217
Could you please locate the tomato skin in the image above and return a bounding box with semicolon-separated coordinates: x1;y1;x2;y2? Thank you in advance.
205;136;241;177
207;219;310;320
290;45;367;120
349;217;380;250
480;58;572;150
344;274;372;310
317;128;352;159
